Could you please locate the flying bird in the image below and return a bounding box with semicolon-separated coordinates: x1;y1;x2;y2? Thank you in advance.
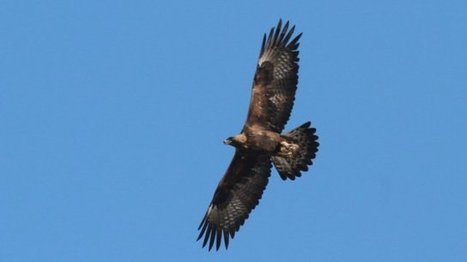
197;20;319;251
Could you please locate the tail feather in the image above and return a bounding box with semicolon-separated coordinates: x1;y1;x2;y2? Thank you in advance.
272;121;319;180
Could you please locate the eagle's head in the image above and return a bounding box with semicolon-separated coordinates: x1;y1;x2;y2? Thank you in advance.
223;134;247;148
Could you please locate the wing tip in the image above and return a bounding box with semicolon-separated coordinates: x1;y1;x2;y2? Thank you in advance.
271;19;302;48
258;19;302;61
197;212;232;251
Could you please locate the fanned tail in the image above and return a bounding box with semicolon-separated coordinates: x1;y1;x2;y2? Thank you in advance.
272;122;319;180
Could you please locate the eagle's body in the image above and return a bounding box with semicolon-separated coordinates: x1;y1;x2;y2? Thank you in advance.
227;129;281;152
197;20;319;251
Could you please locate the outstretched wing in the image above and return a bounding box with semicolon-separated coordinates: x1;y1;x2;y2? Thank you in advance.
197;151;272;251
243;19;302;133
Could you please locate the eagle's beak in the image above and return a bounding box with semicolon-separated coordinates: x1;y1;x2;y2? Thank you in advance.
223;137;232;145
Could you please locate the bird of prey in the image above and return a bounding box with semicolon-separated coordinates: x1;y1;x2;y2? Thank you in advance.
197;20;319;251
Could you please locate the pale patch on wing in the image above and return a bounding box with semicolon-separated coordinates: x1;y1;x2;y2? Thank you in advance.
258;49;273;66
269;92;283;106
258;47;294;81
273;52;294;80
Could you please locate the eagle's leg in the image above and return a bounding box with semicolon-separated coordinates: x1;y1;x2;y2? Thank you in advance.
278;141;299;157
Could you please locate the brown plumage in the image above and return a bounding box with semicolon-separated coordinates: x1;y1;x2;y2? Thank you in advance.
197;20;319;251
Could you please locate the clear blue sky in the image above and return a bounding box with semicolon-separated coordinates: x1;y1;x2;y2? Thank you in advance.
1;0;466;261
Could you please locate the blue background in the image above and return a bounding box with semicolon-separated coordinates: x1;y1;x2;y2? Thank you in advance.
1;0;466;261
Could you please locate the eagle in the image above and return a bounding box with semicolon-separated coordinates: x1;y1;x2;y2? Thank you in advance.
197;20;319;251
